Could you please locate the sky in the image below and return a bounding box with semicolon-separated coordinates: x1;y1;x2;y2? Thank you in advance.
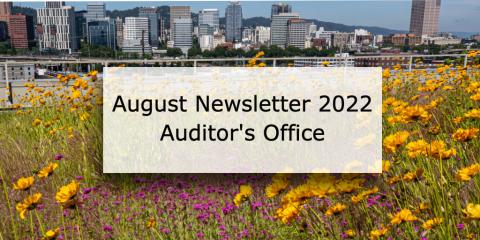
14;0;480;33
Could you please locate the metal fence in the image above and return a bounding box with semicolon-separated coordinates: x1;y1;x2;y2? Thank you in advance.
0;53;478;108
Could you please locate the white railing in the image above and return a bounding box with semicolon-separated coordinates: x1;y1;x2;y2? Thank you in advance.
1;53;478;109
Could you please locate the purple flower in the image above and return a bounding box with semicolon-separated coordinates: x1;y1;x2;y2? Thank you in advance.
75;176;84;181
55;153;64;160
161;228;170;234
456;223;465;230
196;232;205;238
251;201;263;210
83;187;95;195
103;225;113;232
196;212;210;222
367;195;381;207
193;203;204;211
179;192;189;200
222;202;235;215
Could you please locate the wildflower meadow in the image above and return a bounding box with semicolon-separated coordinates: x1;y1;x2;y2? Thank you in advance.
1;51;480;239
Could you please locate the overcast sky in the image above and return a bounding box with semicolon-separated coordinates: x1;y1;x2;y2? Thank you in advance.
15;1;480;33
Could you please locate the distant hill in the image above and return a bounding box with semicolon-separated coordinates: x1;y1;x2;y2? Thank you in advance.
13;6;404;36
235;16;404;35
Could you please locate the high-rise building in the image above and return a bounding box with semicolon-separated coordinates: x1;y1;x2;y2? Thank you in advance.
287;19;309;49
331;32;350;50
0;2;12;15
409;0;441;36
255;26;270;45
115;17;123;49
87;18;116;49
198;9;219;33
8;14;34;49
159;18;167;41
37;2;78;53
308;24;317;37
225;1;242;42
271;12;299;48
173;18;192;54
271;3;291;18
0;2;12;22
139;7;160;46
169;6;190;39
242;28;254;42
198;24;215;36
122;17;151;53
75;10;87;42
45;2;65;9
0;22;7;41
85;2;106;22
199;34;213;51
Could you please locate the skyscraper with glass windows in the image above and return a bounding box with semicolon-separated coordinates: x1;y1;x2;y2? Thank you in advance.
139;7;160;46
225;1;242;42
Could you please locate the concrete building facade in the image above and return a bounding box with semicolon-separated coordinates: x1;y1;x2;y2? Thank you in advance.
287;19;309;49
37;3;78;53
271;12;299;48
409;0;441;36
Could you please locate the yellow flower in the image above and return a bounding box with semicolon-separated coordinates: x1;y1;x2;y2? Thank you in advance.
325;203;347;216
390;209;418;225
443;85;453;91
402;169;424;182
400;105;431;123
42;228;60;240
417;202;429;212
276;201;301;224
16;193;42;219
265;173;290;198
351;187;379;204
465;109;480;119
463;203;480;220
233;185;253;206
37;163;59;179
429;140;456;159
79;112;90;121
382;160;391;172
383;131;409;153
146;217;156;228
456;163;480;182
422;217;443;230
452;128;479;142
406;140;429;158
369;226;388;240
471;92;480;101
13;176;34;191
466;82;480;93
71;89;82;99
468;51;479;58
32;118;42;127
344;229;355;238
382;68;391;78
55;180;80;208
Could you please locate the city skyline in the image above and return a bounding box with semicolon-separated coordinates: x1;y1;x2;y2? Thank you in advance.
13;0;480;34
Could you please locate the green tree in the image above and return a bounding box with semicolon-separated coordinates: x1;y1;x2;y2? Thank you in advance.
166;48;183;57
187;47;202;58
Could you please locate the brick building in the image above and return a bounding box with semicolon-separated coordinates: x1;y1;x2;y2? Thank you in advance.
8;14;34;49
